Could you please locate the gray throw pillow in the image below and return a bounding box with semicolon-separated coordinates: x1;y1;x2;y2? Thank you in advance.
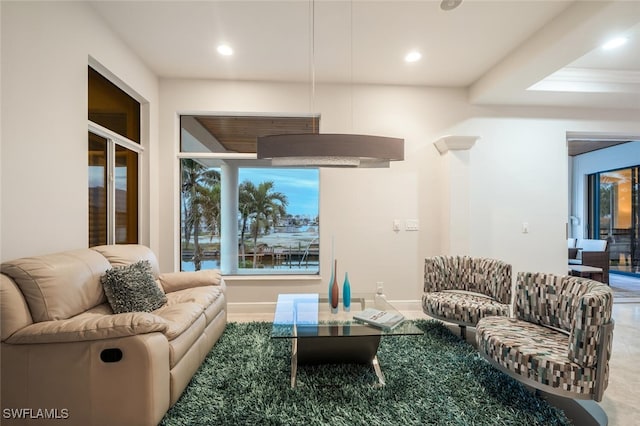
101;260;167;314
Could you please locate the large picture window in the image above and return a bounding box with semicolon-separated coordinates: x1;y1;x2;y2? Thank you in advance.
179;115;320;275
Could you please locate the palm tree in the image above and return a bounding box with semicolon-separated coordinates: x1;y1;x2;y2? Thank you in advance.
238;181;256;264
201;184;221;242
181;160;220;270
240;180;288;268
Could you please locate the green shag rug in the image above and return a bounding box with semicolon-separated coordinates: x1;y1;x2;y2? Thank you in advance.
161;320;570;426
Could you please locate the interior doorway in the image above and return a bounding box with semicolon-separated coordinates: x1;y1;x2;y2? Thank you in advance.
587;166;639;275
567;132;640;278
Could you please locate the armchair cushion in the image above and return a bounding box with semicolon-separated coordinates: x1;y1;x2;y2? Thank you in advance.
476;316;598;397
422;291;510;325
576;238;607;253
101;260;167;314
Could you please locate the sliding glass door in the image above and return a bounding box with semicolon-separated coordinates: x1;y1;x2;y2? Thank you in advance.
589;166;639;275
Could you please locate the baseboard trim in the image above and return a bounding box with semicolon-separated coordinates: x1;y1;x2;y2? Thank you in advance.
387;299;422;311
228;302;277;314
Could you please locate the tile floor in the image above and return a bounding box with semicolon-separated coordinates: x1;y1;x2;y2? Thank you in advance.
228;276;640;426
600;297;640;425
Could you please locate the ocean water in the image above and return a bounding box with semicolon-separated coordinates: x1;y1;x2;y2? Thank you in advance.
181;259;319;273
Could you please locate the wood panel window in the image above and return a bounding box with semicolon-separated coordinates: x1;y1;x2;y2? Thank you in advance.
88;66;140;143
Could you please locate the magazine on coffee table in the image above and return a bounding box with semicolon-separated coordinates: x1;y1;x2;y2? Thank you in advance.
353;308;405;330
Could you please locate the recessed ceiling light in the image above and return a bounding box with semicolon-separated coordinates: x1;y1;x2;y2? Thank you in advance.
405;51;422;63
217;44;233;56
602;37;628;50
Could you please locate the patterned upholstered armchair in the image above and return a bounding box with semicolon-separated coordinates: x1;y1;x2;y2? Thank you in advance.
476;272;614;402
422;256;512;338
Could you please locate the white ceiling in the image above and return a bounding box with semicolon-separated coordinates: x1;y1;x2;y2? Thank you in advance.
90;0;640;109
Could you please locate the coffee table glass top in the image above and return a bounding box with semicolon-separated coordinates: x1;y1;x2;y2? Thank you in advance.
271;293;423;338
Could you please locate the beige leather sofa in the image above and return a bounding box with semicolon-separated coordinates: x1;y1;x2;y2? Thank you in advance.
1;244;227;425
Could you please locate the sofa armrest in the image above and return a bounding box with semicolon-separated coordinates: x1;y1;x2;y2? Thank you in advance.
4;312;168;344
158;269;225;294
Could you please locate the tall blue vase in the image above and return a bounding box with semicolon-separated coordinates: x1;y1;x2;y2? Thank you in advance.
343;272;351;312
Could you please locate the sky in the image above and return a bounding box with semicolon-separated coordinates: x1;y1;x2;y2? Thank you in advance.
90;165;320;218
239;168;319;218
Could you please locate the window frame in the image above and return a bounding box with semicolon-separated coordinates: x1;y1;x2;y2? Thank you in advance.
89;121;143;245
177;115;321;277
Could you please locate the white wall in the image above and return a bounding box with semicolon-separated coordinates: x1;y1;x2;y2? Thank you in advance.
158;80;469;304
3;2;640;308
571;141;640;239
448;114;640;277
159;78;640;306
1;1;159;260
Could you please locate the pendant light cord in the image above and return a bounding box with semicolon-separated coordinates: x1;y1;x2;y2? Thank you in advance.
309;0;316;134
350;0;354;133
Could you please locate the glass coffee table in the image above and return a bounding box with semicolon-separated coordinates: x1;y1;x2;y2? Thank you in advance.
271;293;423;388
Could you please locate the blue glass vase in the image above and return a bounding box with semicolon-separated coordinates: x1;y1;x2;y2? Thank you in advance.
343;272;351;312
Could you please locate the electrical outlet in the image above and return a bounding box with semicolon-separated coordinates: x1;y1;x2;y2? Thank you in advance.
376;282;384;295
